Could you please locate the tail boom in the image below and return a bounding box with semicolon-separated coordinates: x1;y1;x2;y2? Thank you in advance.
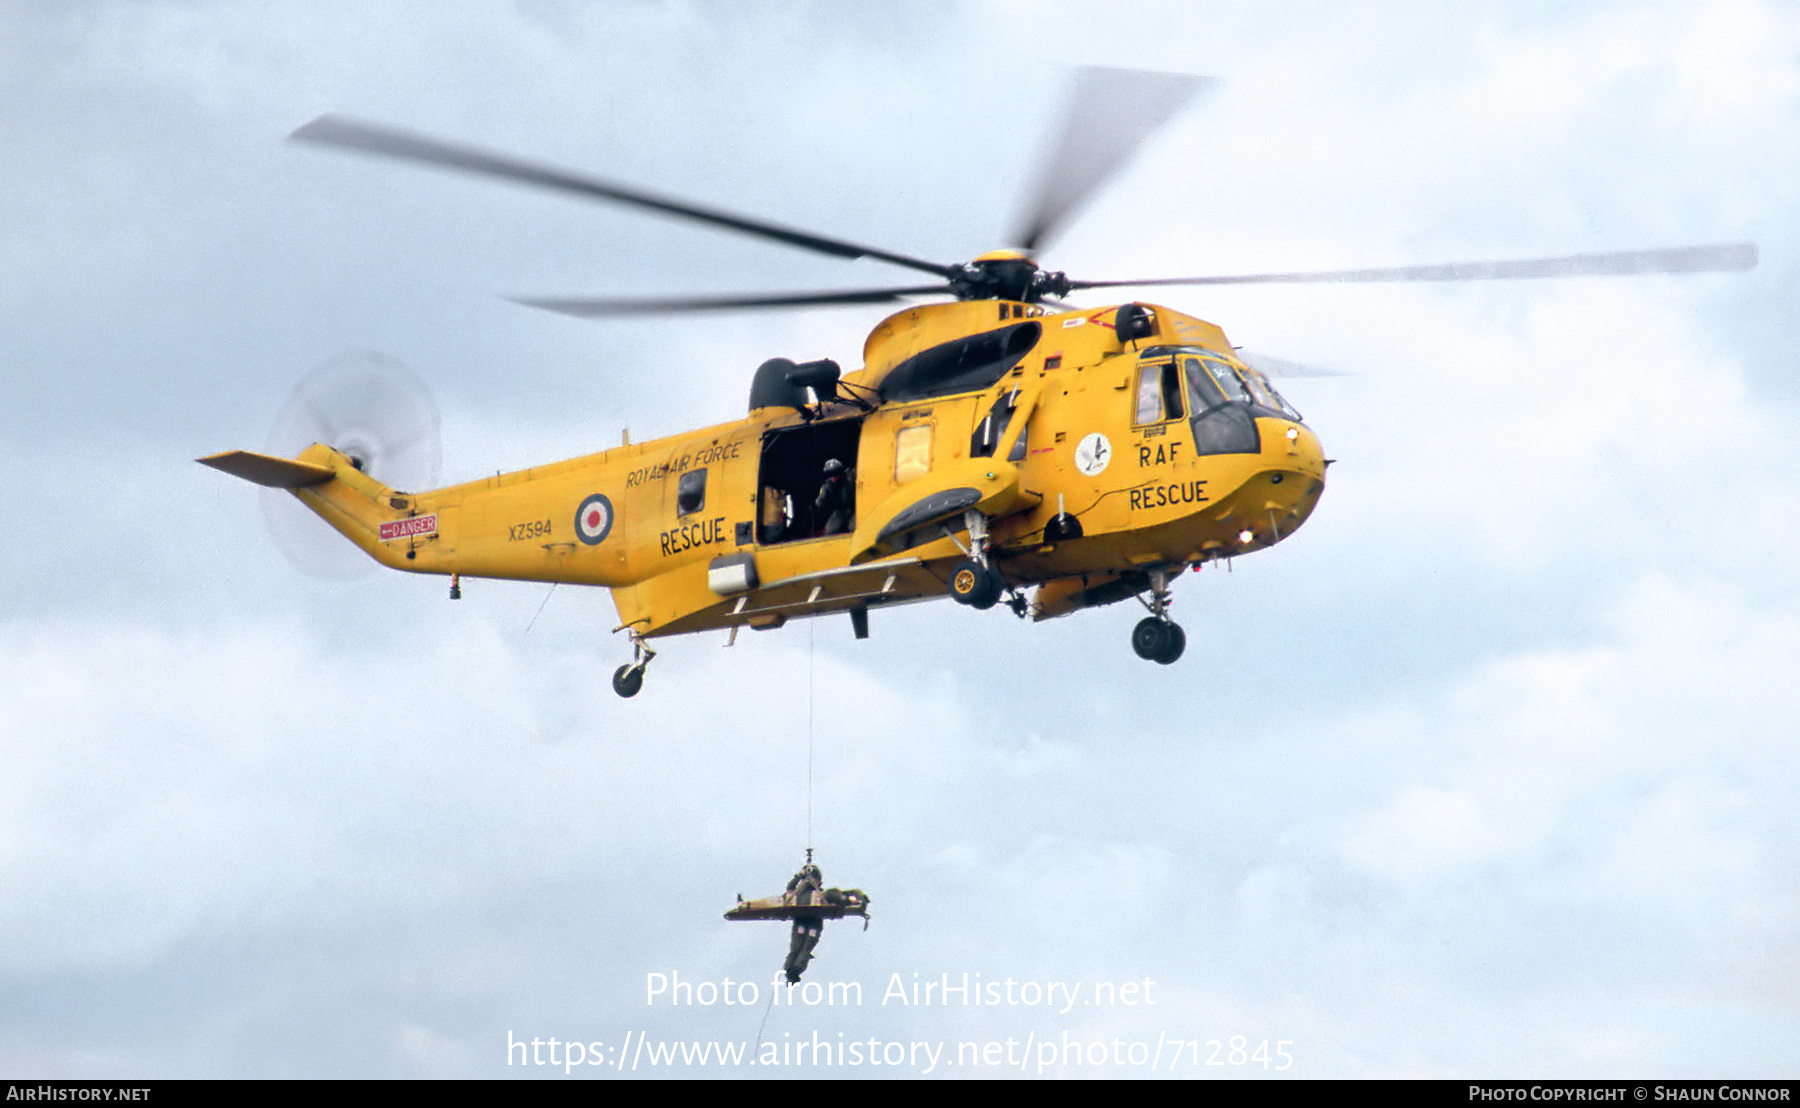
201;444;439;573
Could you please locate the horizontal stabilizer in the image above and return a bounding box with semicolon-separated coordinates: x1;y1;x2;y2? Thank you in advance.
197;449;335;488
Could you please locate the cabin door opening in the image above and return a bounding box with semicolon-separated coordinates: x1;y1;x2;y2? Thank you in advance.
756;418;863;545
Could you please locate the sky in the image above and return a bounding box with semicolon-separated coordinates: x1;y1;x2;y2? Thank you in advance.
2;0;1796;1079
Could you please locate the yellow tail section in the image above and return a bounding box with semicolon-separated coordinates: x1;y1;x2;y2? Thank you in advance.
199;444;433;572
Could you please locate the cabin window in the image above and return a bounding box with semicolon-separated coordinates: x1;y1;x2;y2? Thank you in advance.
676;468;707;516
970;389;1021;459
880;321;1042;402
894;423;932;484
1133;361;1186;425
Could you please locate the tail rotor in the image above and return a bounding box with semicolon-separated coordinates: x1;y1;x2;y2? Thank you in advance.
260;351;441;579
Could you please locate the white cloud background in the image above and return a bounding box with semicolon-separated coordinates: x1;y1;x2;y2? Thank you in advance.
1;0;1796;1079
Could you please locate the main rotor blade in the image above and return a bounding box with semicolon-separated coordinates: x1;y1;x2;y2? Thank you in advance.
1068;243;1759;290
1010;67;1217;253
510;285;950;317
1239;351;1347;379
292;115;959;279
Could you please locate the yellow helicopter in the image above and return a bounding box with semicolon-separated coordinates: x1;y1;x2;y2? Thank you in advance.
200;69;1756;697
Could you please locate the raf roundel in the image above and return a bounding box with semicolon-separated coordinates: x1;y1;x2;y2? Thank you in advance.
574;493;614;545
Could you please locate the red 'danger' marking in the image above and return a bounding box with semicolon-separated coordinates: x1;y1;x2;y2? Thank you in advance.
378;514;438;542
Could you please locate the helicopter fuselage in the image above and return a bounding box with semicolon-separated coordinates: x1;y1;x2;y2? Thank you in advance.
262;298;1325;646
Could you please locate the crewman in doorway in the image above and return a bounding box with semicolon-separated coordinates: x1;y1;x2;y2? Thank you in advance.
814;458;852;536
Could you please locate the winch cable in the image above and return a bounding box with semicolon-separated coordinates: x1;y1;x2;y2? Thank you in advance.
524;582;557;634
807;618;815;853
752;983;777;1060
757;621;818;1059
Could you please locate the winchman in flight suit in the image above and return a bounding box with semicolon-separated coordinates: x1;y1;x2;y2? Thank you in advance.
725;858;869;984
783;863;824;983
813;458;852;536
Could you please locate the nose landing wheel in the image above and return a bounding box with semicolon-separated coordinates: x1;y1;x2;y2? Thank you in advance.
1132;617;1186;664
1131;566;1186;665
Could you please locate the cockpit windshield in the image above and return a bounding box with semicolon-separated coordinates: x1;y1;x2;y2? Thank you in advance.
1239;365;1303;421
1181;354;1248;408
1178;350;1301;422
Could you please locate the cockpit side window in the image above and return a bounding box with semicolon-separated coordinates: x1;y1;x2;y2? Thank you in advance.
1181;357;1222;410
1162;362;1186;421
1133;361;1186;425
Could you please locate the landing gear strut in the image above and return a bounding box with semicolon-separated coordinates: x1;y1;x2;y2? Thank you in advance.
946;510;1004;611
612;633;656;698
1131;568;1186;665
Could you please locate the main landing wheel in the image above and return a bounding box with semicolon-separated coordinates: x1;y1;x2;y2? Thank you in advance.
612;664;645;698
1132;617;1186;665
948;558;1002;610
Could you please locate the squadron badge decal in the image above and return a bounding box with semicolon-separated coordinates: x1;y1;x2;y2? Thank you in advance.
574;493;614;545
1074;432;1112;477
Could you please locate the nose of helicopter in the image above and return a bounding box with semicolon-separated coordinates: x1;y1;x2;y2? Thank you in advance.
1274;418;1326;479
1236;417;1327;553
